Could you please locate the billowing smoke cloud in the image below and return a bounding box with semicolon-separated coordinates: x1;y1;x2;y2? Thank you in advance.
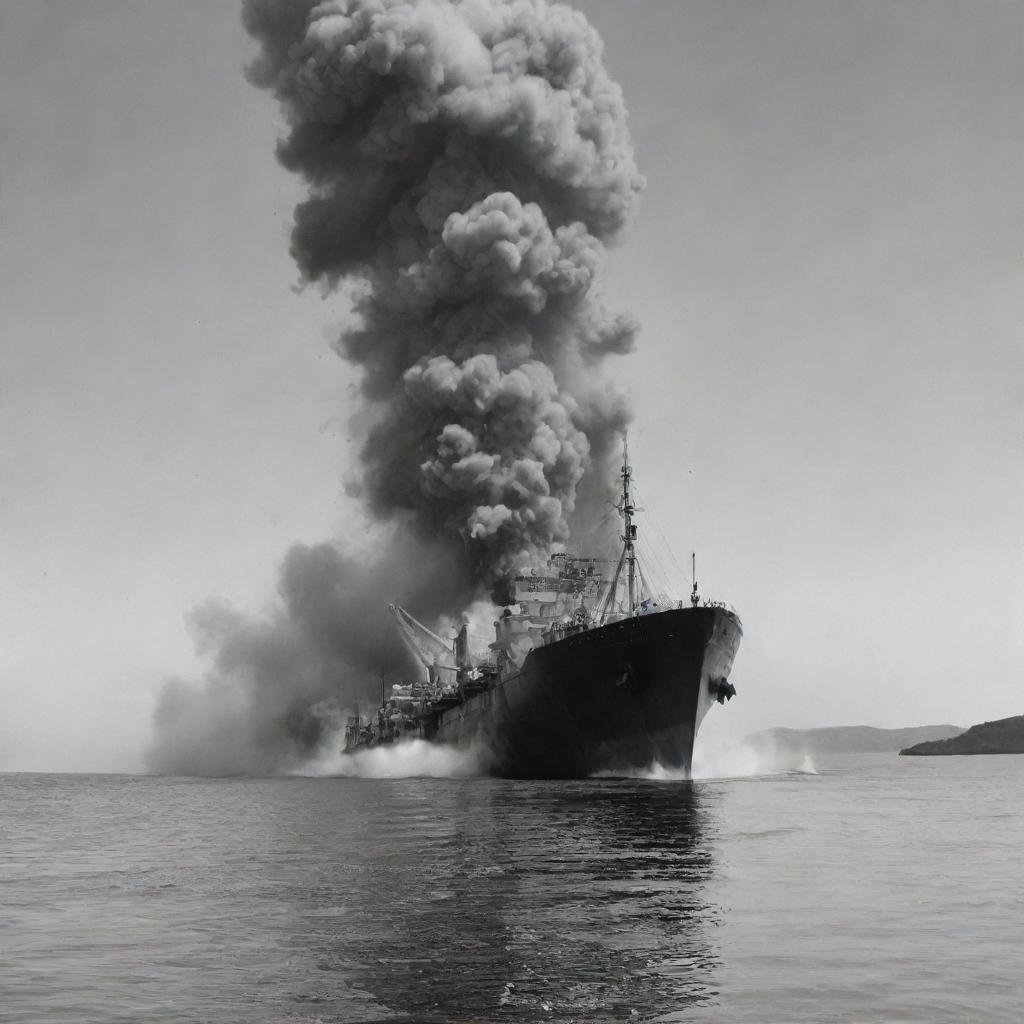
147;0;642;775
148;535;473;775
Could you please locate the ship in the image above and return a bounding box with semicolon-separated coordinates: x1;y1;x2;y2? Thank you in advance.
344;443;742;778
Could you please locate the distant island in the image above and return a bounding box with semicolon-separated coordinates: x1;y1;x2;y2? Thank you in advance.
748;724;963;756
900;715;1024;756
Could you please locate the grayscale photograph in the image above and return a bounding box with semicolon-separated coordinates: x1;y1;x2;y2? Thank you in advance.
2;1;1021;1021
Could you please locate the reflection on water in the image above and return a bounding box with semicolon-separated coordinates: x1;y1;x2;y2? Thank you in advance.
299;780;719;1022
8;760;1024;1023
2;775;718;1024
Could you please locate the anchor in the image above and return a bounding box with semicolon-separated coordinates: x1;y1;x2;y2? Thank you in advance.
708;677;737;704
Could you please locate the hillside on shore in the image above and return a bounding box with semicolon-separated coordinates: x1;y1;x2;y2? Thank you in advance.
748;724;963;755
900;715;1024;755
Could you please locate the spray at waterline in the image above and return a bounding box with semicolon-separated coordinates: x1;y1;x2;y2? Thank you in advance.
301;741;817;782
303;738;486;779
592;745;818;782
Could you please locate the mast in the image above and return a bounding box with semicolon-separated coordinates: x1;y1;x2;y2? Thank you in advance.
621;436;637;616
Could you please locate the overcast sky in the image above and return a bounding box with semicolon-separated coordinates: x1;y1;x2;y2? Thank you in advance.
2;0;1021;772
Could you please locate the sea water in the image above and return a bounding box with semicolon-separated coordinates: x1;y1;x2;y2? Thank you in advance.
2;753;1020;1023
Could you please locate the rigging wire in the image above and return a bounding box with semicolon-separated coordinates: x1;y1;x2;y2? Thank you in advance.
639;540;672;597
633;483;690;592
629;497;676;600
636;546;672;603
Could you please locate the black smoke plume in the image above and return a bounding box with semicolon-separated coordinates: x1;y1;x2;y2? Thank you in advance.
147;0;642;775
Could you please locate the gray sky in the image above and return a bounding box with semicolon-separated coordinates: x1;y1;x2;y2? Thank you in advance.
2;0;1021;772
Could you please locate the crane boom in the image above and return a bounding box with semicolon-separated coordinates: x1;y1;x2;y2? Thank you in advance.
388;604;458;681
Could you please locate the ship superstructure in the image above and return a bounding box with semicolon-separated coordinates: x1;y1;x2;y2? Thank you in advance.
345;443;741;777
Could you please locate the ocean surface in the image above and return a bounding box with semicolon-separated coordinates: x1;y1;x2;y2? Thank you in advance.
3;752;1021;1023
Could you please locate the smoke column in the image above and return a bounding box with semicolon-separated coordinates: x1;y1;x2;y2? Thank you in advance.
147;0;642;775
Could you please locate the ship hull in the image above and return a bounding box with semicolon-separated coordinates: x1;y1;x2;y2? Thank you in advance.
431;606;741;778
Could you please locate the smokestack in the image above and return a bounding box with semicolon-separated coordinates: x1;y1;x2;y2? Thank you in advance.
147;0;642;775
